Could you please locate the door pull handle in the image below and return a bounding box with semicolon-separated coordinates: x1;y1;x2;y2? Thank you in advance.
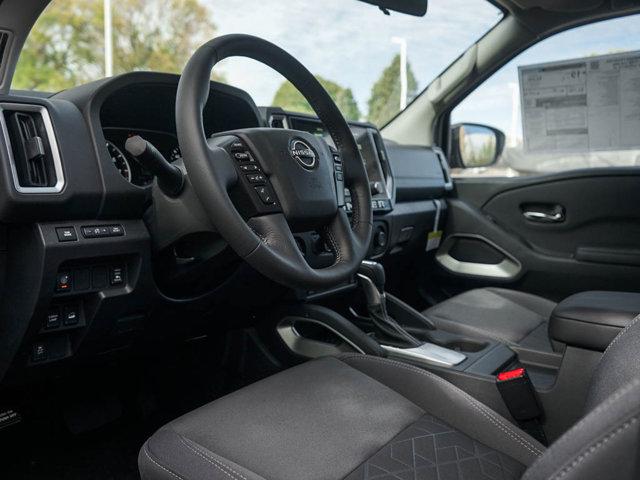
522;209;564;223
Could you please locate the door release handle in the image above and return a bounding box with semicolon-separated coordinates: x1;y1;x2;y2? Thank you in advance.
522;208;565;223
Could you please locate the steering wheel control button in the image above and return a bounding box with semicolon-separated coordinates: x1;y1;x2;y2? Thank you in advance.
246;173;266;184
110;266;125;286
56;226;77;242
233;151;253;162
229;140;246;151
45;308;61;329
55;272;72;293
255;185;276;205
239;164;259;172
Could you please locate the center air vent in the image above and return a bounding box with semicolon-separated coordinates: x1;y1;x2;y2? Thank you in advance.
0;103;65;193
268;114;288;129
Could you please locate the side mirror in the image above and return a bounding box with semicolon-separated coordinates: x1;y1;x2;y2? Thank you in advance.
450;123;505;168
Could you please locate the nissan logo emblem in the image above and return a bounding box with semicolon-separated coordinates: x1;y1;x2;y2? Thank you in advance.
289;139;317;169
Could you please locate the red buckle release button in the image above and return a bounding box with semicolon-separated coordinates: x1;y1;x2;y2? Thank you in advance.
497;368;526;382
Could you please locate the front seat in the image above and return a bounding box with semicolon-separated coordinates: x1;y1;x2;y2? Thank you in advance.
423;288;557;351
139;317;640;480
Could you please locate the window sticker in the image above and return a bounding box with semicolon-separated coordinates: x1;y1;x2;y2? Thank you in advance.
519;50;640;153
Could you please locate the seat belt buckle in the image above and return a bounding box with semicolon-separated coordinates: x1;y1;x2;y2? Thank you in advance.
496;367;547;445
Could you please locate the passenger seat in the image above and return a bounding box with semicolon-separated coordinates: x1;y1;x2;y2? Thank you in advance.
422;287;556;351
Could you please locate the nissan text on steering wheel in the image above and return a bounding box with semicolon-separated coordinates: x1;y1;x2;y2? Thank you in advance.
176;34;373;290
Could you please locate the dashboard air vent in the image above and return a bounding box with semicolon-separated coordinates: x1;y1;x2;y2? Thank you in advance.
0;31;9;74
370;129;389;180
269;114;288;129
0;103;65;193
433;147;454;191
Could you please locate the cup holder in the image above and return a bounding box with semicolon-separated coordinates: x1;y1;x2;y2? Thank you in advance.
442;339;489;353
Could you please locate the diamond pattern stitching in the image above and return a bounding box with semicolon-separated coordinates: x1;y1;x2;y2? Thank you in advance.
345;414;526;480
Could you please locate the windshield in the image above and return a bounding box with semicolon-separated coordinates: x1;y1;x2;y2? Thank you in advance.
13;0;502;126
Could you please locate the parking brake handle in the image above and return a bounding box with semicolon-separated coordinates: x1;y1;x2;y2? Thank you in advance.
125;135;184;197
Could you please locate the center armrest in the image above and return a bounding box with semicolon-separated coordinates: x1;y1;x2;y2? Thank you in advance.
549;291;640;351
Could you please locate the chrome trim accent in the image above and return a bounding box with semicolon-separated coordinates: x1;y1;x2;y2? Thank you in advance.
0;102;65;194
276;317;365;359
523;210;564;222
382;342;466;367
435;234;521;280
289;138;317;169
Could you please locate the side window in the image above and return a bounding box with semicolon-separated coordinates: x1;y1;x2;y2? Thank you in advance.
450;14;640;177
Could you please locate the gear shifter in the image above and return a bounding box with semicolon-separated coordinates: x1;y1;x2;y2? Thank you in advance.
357;261;422;348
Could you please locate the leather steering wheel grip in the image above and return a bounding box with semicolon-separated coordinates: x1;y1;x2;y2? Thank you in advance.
176;34;372;290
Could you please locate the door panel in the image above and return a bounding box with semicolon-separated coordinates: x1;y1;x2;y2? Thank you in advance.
433;169;640;302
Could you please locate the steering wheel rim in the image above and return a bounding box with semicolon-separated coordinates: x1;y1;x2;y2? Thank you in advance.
176;34;372;290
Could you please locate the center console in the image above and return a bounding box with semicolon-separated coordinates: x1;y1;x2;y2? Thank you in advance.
275;260;640;444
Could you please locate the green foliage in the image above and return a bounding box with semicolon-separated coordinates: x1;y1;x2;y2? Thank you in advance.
272;76;361;121
13;0;219;91
367;53;417;126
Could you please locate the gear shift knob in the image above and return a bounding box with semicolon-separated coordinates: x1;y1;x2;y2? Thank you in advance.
356;260;422;348
358;260;386;293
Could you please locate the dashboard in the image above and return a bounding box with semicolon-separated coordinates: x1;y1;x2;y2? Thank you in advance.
0;71;452;382
99;77;262;187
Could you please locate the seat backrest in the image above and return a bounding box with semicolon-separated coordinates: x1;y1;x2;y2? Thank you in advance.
584;314;640;412
522;315;640;480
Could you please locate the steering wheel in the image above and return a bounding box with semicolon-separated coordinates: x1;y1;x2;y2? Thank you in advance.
176;34;372;290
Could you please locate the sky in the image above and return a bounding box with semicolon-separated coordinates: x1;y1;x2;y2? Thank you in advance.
205;1;640;138
205;0;503;114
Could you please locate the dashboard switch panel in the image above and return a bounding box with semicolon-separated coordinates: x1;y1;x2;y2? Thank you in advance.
62;305;80;326
110;266;125;286
82;224;125;239
55;271;72;292
45;308;61;329
55;226;77;242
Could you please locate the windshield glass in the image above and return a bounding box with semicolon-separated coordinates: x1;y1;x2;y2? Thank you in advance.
13;0;502;126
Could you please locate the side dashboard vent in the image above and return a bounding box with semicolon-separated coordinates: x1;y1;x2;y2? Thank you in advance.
433;147;454;191
0;103;65;193
0;31;9;73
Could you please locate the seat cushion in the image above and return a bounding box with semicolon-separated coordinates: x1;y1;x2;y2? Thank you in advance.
423;288;556;351
139;355;544;480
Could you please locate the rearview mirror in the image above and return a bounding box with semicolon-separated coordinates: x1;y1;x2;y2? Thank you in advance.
357;0;428;16
450;123;505;168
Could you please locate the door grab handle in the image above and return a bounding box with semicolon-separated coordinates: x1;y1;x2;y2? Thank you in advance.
523;210;564;222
